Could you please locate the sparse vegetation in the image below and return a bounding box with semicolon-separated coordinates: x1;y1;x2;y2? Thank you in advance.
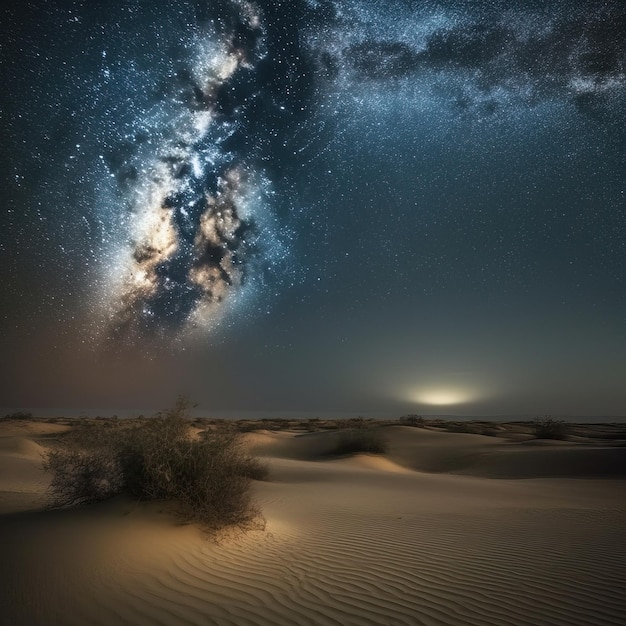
3;411;34;420
533;417;569;440
400;415;426;427
43;398;267;532
330;428;387;455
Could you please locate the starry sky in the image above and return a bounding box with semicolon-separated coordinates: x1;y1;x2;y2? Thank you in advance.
1;0;625;417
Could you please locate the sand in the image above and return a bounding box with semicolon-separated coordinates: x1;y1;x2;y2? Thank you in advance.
1;419;625;625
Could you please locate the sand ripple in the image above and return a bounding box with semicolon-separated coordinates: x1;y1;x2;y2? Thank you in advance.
2;426;626;625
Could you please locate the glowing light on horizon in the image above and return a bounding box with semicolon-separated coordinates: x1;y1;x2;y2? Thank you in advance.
406;386;485;406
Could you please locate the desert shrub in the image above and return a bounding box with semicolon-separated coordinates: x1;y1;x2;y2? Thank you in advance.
3;411;34;420
330;429;387;455
43;399;267;532
533;417;569;440
346;417;366;428
306;418;321;432
43;446;124;506
401;415;426;427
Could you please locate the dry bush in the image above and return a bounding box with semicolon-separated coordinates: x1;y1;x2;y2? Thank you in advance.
43;399;267;532
400;415;426;427
3;411;34;420
330;429;387;455
533;417;569;440
306;418;321;432
44;447;124;506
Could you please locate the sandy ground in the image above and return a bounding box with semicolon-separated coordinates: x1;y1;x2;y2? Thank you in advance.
1;419;625;625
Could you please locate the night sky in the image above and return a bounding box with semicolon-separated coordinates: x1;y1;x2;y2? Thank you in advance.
1;0;625;416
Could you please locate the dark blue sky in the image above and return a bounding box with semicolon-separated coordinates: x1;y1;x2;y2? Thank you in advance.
1;0;625;416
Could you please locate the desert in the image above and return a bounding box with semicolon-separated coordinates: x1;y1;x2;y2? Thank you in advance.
1;414;625;625
3;1;626;624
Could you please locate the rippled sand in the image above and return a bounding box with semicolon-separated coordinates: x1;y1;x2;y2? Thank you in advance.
1;420;625;625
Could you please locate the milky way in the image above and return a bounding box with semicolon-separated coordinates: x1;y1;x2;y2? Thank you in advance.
3;0;625;347
102;1;284;341
111;0;625;342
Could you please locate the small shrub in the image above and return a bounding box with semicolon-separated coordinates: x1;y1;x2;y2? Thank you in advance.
331;429;387;455
533;417;569;440
306;418;321;431
3;411;34;420
43;399;267;533
346;417;366;428
400;415;426;427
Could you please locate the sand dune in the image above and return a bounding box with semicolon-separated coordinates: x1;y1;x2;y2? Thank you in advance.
383;426;626;478
1;420;625;625
247;425;626;478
